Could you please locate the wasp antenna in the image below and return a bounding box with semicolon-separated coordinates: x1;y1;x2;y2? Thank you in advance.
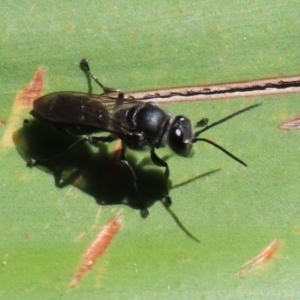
193;138;247;167
194;103;261;137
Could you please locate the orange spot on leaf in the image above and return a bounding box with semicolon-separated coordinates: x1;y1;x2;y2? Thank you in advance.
101;140;123;192
22;69;45;108
293;228;300;235
279;115;300;131
0;120;6;126
74;232;86;243
1;69;45;149
237;239;280;276
108;140;122;173
70;214;122;288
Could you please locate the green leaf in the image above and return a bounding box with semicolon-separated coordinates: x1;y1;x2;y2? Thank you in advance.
1;1;300;299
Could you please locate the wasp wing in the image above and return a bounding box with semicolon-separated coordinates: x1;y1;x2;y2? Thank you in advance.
32;91;144;135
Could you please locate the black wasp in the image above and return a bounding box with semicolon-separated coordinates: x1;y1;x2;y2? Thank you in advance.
27;58;259;217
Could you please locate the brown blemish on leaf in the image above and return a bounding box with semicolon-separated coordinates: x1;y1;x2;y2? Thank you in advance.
236;239;280;276
74;232;86;243
94;141;123;206
1;69;45;149
70;213;122;288
66;174;85;196
126;75;300;104
107;140;122;181
279;115;300;131
0;120;6;126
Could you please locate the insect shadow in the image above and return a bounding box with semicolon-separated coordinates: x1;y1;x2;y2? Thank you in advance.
14;118;218;215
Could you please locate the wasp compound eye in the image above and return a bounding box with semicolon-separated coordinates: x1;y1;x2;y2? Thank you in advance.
168;116;194;157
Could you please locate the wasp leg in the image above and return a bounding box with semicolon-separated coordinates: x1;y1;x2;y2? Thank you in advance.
27;135;117;167
150;148;172;207
119;143;149;218
80;58;124;98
